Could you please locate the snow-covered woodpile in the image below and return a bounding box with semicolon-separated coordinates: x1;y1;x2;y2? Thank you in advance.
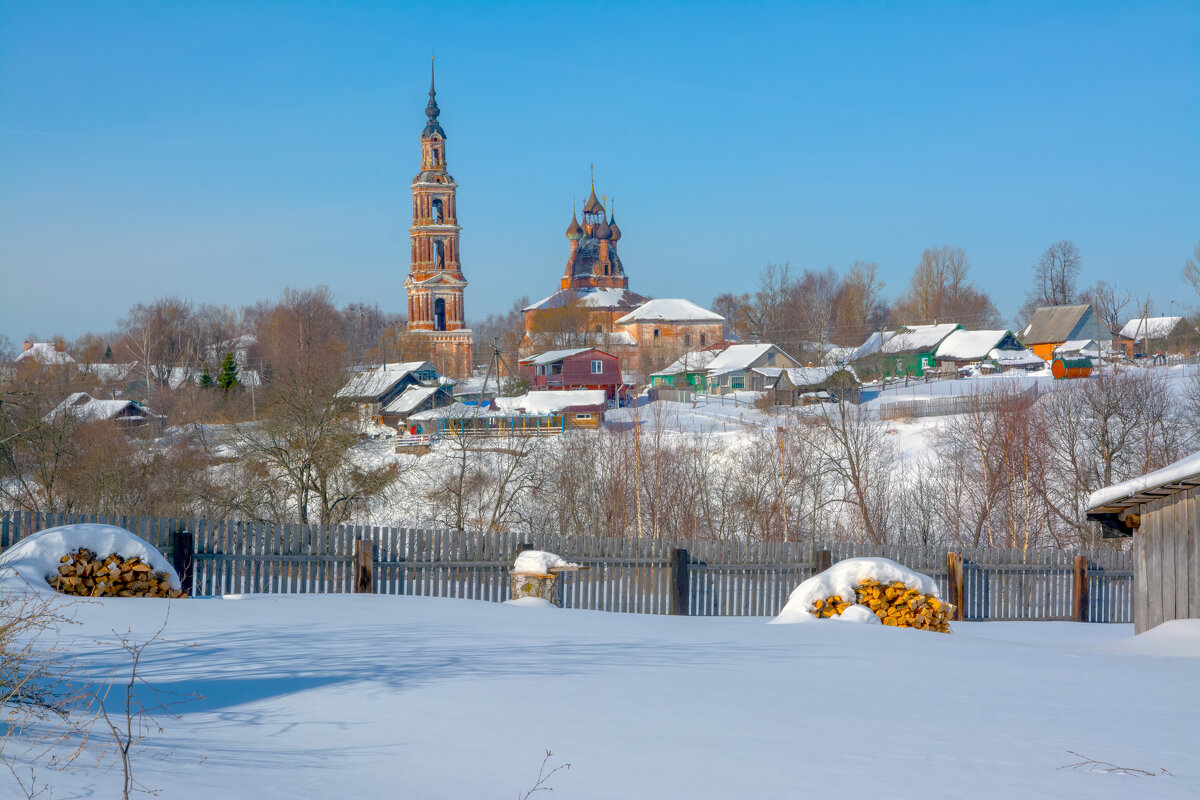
812;578;953;632
771;556;953;632
46;548;188;598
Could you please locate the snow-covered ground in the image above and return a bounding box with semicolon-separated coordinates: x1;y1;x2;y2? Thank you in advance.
7;593;1197;799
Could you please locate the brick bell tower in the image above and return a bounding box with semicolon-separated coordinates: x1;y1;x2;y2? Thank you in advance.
404;57;473;377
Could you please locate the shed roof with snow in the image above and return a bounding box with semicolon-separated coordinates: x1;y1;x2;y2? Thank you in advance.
493;389;608;415
1118;316;1190;340
46;392;151;424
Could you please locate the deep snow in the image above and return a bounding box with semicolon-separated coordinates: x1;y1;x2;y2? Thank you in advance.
4;593;1196;799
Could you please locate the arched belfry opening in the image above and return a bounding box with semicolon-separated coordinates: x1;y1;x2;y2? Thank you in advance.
434;298;446;331
434;240;445;269
432;198;443;223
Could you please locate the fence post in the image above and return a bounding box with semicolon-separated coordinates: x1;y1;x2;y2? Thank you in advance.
1073;555;1089;623
946;552;964;621
355;539;375;593
668;548;690;616
170;529;195;596
517;542;533;555
816;549;832;574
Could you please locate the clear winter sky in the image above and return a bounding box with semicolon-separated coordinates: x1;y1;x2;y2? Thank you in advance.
1;1;1197;342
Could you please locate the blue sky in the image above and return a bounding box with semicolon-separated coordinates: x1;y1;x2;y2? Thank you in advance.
1;1;1197;341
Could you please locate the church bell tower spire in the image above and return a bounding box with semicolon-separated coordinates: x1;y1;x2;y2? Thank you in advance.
404;56;473;377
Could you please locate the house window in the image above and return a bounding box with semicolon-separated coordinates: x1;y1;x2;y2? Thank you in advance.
536;365;545;376
700;334;707;346
732;376;745;389
684;334;691;346
591;359;603;374
653;328;660;338
767;352;776;366
575;413;590;420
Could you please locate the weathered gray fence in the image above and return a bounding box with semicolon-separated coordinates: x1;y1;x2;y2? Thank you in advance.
878;385;1039;420
0;511;1132;621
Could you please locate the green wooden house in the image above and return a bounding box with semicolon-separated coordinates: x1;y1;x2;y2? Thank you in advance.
650;348;722;391
877;323;962;378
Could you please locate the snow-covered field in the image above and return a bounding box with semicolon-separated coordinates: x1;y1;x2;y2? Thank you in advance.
8;593;1197;799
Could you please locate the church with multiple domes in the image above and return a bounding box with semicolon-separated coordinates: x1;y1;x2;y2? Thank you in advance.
403;66;723;379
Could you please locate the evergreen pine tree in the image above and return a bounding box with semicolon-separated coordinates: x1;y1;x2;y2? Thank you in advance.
103;345;113;361
217;353;240;392
198;366;215;388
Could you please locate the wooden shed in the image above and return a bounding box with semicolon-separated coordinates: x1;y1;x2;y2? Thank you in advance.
1085;451;1200;633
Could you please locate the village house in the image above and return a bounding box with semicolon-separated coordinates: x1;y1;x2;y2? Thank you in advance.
752;365;860;406
649;345;728;391
933;329;1042;373
613;299;725;376
407;388;607;438
875;323;961;378
337;361;439;417
518;348;624;404
14;341;75;368
1116;316;1197;357
382;384;456;429
46;392;156;428
705;344;800;392
1020;304;1111;361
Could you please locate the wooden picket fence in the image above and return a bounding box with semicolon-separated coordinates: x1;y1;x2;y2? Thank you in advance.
0;511;1133;621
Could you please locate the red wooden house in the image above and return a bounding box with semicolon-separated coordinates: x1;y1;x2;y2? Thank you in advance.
518;348;625;404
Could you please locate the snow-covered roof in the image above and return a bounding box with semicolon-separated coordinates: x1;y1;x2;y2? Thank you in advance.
615;299;724;324
1118;317;1186;340
880;324;961;354
409;402;505;422
524;287;648;312
752;365;857;387
14;343;76;365
705;344;775;375
934;330;1011;361
45;392;150;423
1087;450;1200;512
1054;339;1099;356
493;389;607;414
990;348;1044;366
840;331;898;362
654;349;721;376
382;385;443;415
337;361;433;400
77;362;137;382
519;348;592;366
148;365;199;390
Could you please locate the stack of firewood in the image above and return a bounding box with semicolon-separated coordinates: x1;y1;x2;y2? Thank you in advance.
812;578;953;632
46;548;187;598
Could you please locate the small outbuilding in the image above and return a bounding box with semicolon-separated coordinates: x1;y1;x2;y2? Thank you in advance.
1085;451;1200;634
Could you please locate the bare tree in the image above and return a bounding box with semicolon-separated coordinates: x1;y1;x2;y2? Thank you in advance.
1020;240;1082;322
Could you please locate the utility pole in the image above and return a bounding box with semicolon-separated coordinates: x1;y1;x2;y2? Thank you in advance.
777;425;789;543
478;337;500;406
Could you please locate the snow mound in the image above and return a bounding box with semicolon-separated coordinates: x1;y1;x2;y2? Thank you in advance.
1101;619;1200;658
770;557;940;625
0;524;180;594
501;597;557;609
512;550;579;574
830;605;882;624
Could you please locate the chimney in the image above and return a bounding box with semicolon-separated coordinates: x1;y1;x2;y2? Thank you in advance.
23;341;32;352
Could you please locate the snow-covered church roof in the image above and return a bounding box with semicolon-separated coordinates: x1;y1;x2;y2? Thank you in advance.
615;299;724;324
